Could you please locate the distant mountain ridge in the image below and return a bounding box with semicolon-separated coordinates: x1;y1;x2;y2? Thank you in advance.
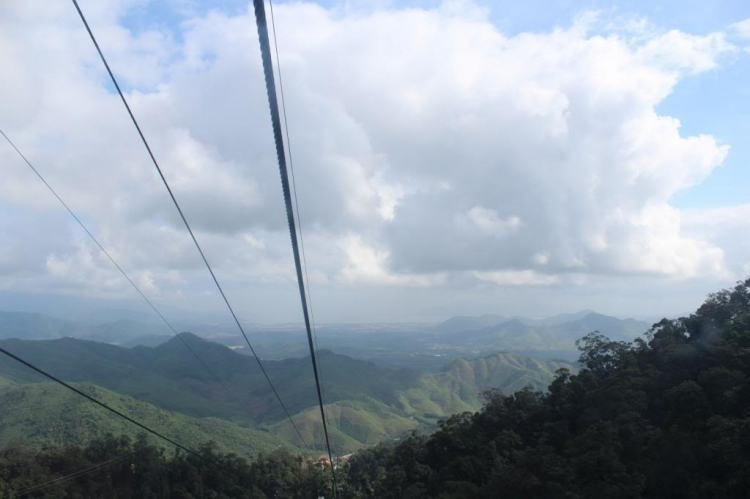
434;314;509;333
0;311;74;340
432;311;650;354
0;334;573;452
1;310;651;369
0;310;174;343
435;309;638;332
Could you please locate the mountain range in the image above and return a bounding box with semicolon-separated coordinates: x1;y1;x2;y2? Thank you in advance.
0;381;292;460
0;309;652;368
430;311;649;353
0;333;573;453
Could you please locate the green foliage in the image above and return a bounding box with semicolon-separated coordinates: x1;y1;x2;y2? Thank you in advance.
0;333;571;452
0;382;297;461
0;434;330;498
338;279;750;498
4;280;749;497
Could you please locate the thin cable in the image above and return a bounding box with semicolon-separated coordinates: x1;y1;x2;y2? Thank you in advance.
252;0;337;495
69;0;307;447
1;129;262;427
0;346;218;466
267;0;340;468
17;452;135;497
40;451;133;480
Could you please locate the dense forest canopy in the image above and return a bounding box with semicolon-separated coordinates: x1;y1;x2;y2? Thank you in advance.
1;279;749;498
342;279;750;498
0;435;329;498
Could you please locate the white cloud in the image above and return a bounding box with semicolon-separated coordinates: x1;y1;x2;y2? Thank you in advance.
730;18;750;39
474;270;560;286
729;18;750;54
0;0;745;322
637;30;734;74
338;234;442;286
682;204;750;280
462;207;522;239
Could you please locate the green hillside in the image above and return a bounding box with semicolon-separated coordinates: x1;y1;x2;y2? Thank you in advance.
338;279;750;498
0;336;254;423
270;352;575;452
398;352;572;421
0;381;296;460
270;399;420;453
0;336;573;453
0;335;414;424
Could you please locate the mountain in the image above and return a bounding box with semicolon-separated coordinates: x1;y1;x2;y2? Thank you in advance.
556;311;648;341
432;312;650;356
0;381;294;460
0;310;176;344
269;350;574;451
72;320;173;344
0;335;257;422
434;314;508;333
0;334;573;453
536;309;596;326
0;309;649;368
396;352;571;421
122;334;173;348
0;311;75;340
337;280;750;498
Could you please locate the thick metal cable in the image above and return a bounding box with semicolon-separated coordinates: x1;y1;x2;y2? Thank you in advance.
252;0;337;494
267;0;340;470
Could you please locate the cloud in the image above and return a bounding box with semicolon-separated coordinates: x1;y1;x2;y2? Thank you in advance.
730;18;750;40
0;0;745;322
338;234;442;286
682;204;750;281
474;270;560;286
636;30;734;74
461;207;522;239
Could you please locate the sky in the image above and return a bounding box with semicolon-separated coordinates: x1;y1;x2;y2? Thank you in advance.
1;0;749;324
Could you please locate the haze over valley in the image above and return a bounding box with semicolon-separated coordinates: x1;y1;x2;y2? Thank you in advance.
0;308;585;454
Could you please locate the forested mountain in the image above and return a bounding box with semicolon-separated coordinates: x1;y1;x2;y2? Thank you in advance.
3;280;748;498
0;335;572;453
0;309;648;365
0;435;329;498
0;381;291;460
341;279;750;498
432;311;649;354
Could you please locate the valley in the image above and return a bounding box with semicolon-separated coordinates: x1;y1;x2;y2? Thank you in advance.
0;309;651;454
0;326;588;453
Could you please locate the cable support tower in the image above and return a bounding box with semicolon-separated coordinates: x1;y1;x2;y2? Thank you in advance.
69;0;307;447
